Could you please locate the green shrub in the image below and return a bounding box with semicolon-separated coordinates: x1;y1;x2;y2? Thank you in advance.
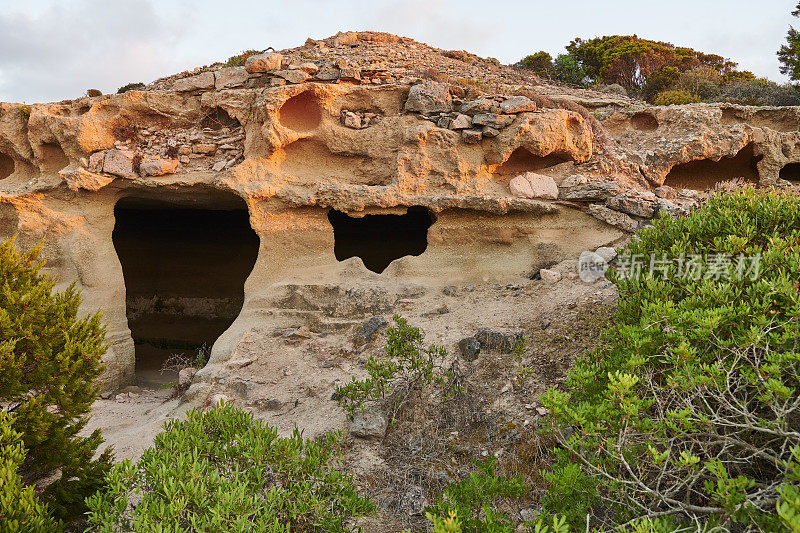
712;78;800;106
425;458;527;533
653;89;701;105
0;412;61;533
539;190;800;530
85;89;102;97
519;51;553;76
0;236;111;524
116;82;144;94
335;315;457;423
86;401;375;532
17;105;31;118
552;54;586;86
225;49;260;67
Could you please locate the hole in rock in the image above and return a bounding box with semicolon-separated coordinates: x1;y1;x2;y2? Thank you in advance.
278;91;322;131
328;207;434;273
39;143;69;174
112;196;259;388
201;106;241;130
0;154;14;180
493;147;570;181
780;162;800;182
663;143;762;190
630;112;659;131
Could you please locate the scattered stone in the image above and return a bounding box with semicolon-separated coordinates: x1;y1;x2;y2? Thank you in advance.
192;143;217;155
578;250;608;283
559;175;621;201
211;160;227;172
499;96;537;114
442;285;458;296
214;67;249;90
588;204;639;233
88;151;105;173
460;98;497;115
400;485;428;516
436;116;452;129
298;62;319;74
458;337;481;361
654;185;677;199
173;71;215;92
481;126;500;138
350;403;387;439
102;149;136;178
178;367;197;389
539;268;562;284
595;246;617;262
450;113;472;129
276;69;310;84
404;81;453;114
339;67;362;82
508;172;559;200
315;66;340;81
138;157;179;177
606;193;656;218
474;328;523;353
472;113;514;129
341;110;362;129
245;52;282;73
354;316;388;343
462;129;482;144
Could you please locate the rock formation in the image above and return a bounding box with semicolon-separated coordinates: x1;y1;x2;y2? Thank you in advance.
1;31;797;397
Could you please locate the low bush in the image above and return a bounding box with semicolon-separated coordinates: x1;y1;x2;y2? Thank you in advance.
653;89;701;105
539;189;800;530
116;82;144;94
424;458;527;533
85;89;102;97
86;401;374;532
0;236;111;525
225;49;260;67
335;315;458;424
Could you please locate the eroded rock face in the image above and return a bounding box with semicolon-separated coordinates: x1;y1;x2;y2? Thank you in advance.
1;30;797;395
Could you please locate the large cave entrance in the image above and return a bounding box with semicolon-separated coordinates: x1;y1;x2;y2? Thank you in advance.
328;207;434;273
112;195;259;388
663;143;762;190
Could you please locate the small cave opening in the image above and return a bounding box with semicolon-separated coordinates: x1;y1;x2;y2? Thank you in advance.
201;106;241;130
39;143;70;174
630;112;659;131
328;207;434;273
0;153;14;180
663;143;762;190
780;162;800;183
112;196;259;388
493;147;570;180
278;91;322;132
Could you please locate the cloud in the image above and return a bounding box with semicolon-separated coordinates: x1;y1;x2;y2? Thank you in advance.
0;0;182;102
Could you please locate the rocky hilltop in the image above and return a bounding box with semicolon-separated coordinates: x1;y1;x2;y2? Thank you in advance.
0;30;798;397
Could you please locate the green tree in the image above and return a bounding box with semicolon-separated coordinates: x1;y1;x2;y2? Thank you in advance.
0;412;60;533
552;54;586;85
779;3;800;80
0;236;112;524
519;51;553;76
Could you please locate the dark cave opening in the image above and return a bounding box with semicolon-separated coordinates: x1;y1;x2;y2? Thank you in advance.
328;207;434;273
112;197;259;388
780;162;800;183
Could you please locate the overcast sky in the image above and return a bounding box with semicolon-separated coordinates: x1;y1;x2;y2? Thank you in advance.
0;0;796;103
